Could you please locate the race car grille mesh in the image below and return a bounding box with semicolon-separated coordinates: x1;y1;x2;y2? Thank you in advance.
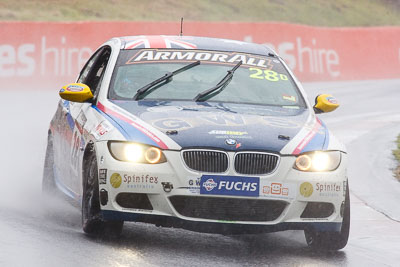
300;202;334;218
116;193;153;210
182;150;228;173
234;153;279;175
169;196;287;222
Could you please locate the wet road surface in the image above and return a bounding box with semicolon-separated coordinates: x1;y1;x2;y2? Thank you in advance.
1;80;400;266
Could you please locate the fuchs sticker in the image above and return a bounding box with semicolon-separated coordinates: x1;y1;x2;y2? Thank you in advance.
202;178;218;191
200;175;259;197
66;85;84;92
326;96;338;104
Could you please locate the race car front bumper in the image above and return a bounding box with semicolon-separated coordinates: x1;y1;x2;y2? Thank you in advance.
95;141;347;234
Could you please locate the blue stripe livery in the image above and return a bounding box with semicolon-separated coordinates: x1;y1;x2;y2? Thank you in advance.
300;120;329;153
92;105;159;147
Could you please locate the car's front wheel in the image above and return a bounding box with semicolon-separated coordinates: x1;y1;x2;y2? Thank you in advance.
82;150;123;237
304;183;350;251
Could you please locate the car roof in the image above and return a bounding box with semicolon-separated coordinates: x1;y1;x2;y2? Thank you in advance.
115;35;275;56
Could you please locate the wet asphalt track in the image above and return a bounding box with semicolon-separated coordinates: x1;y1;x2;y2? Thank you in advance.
1;79;400;266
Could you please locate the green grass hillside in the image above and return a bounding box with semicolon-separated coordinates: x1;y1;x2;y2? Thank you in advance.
1;0;400;26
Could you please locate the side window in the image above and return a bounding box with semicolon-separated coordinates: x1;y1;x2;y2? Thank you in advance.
77;46;111;96
77;49;102;84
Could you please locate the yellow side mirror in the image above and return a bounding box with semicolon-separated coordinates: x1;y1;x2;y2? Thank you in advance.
59;83;93;102
313;94;339;114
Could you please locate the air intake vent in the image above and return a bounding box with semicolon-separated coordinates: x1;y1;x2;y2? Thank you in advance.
182;150;228;173
234;152;279;175
169;196;287;222
300;202;334;218
116;193;153;210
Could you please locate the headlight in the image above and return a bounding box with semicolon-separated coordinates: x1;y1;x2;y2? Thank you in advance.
108;141;166;164
294;151;341;172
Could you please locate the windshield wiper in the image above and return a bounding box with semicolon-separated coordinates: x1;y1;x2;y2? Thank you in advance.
193;60;242;102
133;60;200;100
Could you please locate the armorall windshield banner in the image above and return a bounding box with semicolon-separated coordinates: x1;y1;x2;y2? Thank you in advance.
1;21;400;90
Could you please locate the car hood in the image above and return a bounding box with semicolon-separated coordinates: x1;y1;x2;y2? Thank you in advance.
107;100;323;153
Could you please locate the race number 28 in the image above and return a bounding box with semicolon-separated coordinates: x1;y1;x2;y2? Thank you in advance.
249;68;288;82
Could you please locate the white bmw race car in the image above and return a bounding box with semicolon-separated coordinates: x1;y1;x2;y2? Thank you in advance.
43;35;349;250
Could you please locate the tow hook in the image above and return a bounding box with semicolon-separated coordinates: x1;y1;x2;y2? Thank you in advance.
100;189;108;205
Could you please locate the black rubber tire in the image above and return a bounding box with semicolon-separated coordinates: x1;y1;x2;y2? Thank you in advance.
42;134;58;196
304;183;350;251
82;151;123;237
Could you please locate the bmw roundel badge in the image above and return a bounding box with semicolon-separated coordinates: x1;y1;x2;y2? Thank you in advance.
225;138;237;145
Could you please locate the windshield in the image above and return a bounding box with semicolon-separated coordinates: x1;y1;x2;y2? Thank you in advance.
108;49;306;107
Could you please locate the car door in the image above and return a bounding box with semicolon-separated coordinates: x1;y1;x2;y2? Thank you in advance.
55;46;112;197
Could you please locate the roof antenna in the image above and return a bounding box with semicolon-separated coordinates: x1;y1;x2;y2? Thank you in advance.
180;17;184;36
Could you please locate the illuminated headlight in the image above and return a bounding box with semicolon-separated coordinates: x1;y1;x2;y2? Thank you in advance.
108;141;166;164
294;151;341;172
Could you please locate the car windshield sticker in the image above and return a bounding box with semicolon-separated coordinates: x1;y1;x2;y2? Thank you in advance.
248;68;289;81
125;49;274;69
283;95;296;102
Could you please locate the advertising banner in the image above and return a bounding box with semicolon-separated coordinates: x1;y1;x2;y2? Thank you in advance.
1;21;399;89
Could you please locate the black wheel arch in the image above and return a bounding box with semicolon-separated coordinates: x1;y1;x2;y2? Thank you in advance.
82;140;96;189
